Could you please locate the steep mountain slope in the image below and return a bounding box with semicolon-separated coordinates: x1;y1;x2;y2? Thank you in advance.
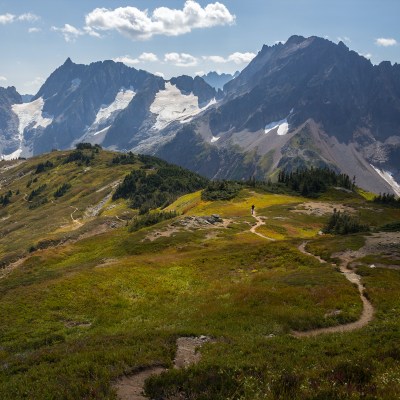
0;147;207;265
0;87;22;160
0;36;399;195
0;60;217;159
158;36;400;195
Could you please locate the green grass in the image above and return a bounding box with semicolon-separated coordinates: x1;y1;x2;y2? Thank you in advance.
1;153;400;399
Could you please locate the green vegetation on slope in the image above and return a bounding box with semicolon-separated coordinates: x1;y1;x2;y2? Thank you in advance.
0;157;400;399
112;154;208;213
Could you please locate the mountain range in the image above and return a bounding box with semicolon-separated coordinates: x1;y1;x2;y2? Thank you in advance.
1;35;399;195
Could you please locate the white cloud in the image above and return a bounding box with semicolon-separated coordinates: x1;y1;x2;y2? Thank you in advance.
228;52;256;64
0;12;40;24
18;13;40;22
139;52;158;62
204;55;226;63
83;26;101;38
164;52;198;67
113;52;159;67
360;52;372;60
84;1;235;40
195;70;205;76
0;76;7;82
52;24;84;42
375;38;397;47
337;36;351;43
203;52;256;65
113;55;140;66
28;27;41;33
0;13;15;24
154;72;165;78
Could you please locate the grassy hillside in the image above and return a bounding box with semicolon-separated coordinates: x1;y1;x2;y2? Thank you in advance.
0;151;400;399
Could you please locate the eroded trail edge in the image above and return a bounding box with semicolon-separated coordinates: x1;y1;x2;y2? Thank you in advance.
294;242;374;337
115;336;212;400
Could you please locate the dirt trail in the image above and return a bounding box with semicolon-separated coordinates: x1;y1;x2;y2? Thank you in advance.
69;206;82;226
115;336;212;400
0;258;26;281
250;212;275;241
294;242;374;337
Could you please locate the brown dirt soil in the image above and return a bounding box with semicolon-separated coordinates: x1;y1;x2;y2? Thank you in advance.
114;336;212;400
144;217;232;242
291;202;356;216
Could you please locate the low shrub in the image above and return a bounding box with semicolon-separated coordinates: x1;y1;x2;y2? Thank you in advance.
129;211;177;232
323;210;369;235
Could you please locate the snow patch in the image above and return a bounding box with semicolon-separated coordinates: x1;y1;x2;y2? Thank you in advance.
93;126;110;136
12;98;53;134
150;83;213;131
371;165;400;197
0;148;22;161
3;98;53;160
264;109;293;135
94;89;135;126
211;136;220;143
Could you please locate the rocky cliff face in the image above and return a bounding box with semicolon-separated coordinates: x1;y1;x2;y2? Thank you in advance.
1;36;399;195
158;36;400;194
0;87;22;160
0;59;217;159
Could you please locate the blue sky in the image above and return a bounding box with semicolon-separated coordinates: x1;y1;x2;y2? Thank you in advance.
0;0;399;94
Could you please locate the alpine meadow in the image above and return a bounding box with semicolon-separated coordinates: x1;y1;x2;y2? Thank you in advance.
1;1;400;399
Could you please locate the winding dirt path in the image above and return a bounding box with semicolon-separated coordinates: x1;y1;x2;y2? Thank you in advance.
294;242;374;337
250;212;275;241
115;336;212;400
69;206;82;226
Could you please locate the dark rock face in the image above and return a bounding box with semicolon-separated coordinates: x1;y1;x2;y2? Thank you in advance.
32;59;163;154
0;86;22;155
170;75;217;106
1;36;400;194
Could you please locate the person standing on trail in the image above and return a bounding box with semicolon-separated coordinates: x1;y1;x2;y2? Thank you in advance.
251;204;255;215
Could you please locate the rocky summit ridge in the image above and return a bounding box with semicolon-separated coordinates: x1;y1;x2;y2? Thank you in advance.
1;35;399;195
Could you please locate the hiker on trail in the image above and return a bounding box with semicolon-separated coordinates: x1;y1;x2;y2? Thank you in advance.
251;205;255;215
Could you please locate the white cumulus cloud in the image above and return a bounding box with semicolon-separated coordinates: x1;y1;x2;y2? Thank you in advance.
52;24;84;42
114;52;159;67
0;12;40;24
139;52;158;62
164;52;198;67
84;1;235;40
113;55;140;66
18;13;40;22
28;27;41;33
204;52;256;65
337;36;351;43
0;76;7;82
154;72;165;78
375;38;397;47
0;13;15;24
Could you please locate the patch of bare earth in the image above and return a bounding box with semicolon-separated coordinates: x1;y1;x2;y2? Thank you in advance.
291;202;356;216
144;215;231;242
114;336;212;400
